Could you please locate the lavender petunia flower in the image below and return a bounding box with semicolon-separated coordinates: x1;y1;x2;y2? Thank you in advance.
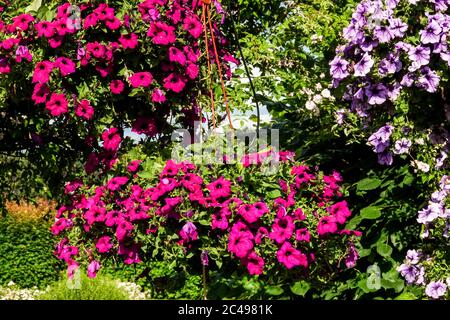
379;53;402;75
400;73;416;87
406;249;422;264
432;0;449;11
397;264;420;284
360;36;378;52
374;25;394;43
366;83;388;105
330;56;349;80
425;281;447;299
393;138;412;154
417;204;440;224
420;20;443;44
417;67;440;93
378;151;393;165
408;46;430;70
389;18;408;38
354;53;374;77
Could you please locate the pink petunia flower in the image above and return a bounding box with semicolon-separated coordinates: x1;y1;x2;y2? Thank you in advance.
207;176;231;199
54;57;76;76
317;216;338;236
269;216;295;244
129;72;153;88
180;221;198;243
15;46;32;63
183;15;203;38
119;32;138;49
169;47;187;65
242;251;265;275
296;228;311;242
276;242;308;269
127;160;142;173
12;14;34;31
46;93;68;116
96;236;113;253
110;79;125;94
32;83;49;104
163;73;186;92
35;21;56;38
185;63;199;79
328;200;352;224
147;21;176;45
132;117;159;137
86;42;106;59
152;89;166;103
106;176;129;191
101;127;122;151
87;260;101;278
228;230;254;258
75;99;94;120
32;61;53;83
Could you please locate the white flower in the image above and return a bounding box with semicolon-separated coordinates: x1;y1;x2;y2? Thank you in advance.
321;89;331;99
414;160;430;172
312;94;323;104
305;100;316;110
315;83;323;91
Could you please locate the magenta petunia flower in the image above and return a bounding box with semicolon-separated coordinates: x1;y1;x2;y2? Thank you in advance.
228;230;254;258
12;14;34;31
75;99;94;120
119;32;138;50
183;15;203;38
32;61;53;83
185;62;199;80
276;242;308;269
46;93;68;116
207;176;232;199
169;46;187;65
96;236;113;253
35;21;56;38
106;176;129;191
129;72;153;88
86;42;106;59
110;79;125;94
132;117;159;137
152;89;166;103
328;200;352;224
163;73;186;92
180;221;198;243
54;57;76;76
270;216;295;244
127;160;142;173
295;228;311;242
317;216;338;236
32;83;49;104
87;260;101;278
147;22;176;45
242;251;265;275
101;127;121;151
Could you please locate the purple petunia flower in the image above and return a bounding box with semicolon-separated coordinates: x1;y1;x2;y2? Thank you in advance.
354;53;374;77
360;36;378;52
408;46;430;70
330;56;349;80
389;18;408;38
417;204;440;224
420;20;443;44
378;151;393;165
374;25;394;43
379;53;402;75
425;281;447;299
417;67;440;93
366;83;388;105
406;249;421;264
393;138;412;154
397;264;420;284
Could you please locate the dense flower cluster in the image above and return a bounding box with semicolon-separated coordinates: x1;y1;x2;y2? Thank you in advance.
51;152;361;281
398;174;450;299
331;0;450;170
0;0;235;174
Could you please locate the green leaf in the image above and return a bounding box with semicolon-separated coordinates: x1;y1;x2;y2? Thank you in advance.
356;178;382;191
290;281;310;296
376;243;393;258
25;0;42;12
267;189;282;199
265;286;284;296
360;206;382;219
395;292;417;300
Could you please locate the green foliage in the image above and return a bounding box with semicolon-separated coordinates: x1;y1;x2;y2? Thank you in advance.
0;216;64;288
38;273;131;300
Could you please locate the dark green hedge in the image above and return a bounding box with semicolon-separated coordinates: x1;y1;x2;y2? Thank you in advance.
0;217;64;288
